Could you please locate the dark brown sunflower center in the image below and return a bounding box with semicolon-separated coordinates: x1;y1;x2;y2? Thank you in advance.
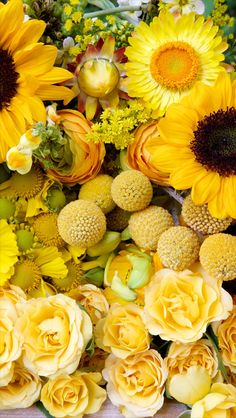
0;49;18;111
190;107;236;176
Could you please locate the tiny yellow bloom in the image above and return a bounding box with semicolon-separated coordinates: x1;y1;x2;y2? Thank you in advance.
64;19;73;32
72;11;82;22
64;4;72;15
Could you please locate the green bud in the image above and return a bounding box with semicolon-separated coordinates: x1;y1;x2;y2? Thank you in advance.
85;267;104;287
121;227;131;241
126;254;152;289
82;254;110;271
111;272;137;301
87;231;121;257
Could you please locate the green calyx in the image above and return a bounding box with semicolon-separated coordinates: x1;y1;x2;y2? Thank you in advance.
15;229;35;252
45;186;66;212
0;197;16;219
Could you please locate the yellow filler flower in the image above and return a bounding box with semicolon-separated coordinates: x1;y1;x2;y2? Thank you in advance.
125;11;227;116
150;73;236;219
0;0;73;162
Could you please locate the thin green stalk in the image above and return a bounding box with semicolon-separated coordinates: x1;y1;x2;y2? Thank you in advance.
205;330;229;383
84;5;141;18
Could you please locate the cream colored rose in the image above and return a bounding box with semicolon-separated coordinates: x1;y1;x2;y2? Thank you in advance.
0;298;23;387
67;284;109;325
103;350;167;418
191;383;236;418
144;269;232;342
16;294;92;377
0;362;41;409
95;303;150;358
165;339;218;379
215;307;236;373
40;371;107;418
0;285;26;305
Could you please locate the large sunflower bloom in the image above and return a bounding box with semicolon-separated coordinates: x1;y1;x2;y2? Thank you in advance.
149;73;236;219
0;0;73;162
125;11;227;116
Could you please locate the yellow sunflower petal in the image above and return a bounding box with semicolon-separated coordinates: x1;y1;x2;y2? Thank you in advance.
14;44;57;75
37;67;73;84
9;20;46;53
170;161;206;190
0;0;23;49
36;84;74;103
191;171;221;205
207;180;230;219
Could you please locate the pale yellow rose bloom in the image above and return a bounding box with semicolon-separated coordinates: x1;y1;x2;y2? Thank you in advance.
67;284;109;325
16;294;92;377
95;303;150;358
144;269;232;342
0;299;23;387
191;383;236;418
103;350;168;418
40;371;107;418
214;307;236;373
0;362;41;409
165;339;218;379
0;285;26;306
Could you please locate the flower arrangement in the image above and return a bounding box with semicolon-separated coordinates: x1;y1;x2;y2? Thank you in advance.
0;0;236;417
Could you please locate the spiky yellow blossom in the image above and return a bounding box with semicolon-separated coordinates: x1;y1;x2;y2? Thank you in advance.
199;233;236;281
0;219;19;285
32;213;65;248
128;205;174;251
57;200;106;247
125;11;227;116
10;247;68;293
149;73;236;219
106;207;131;232
0;0;73;162
51;259;85;292
0;166;53;218
182;195;232;235
78;174;115;214
157;226;200;270
111;170;153;212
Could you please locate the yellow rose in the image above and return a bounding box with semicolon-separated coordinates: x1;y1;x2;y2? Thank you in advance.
144;269;233;342
0;362;41;409
0;298;23;387
16;294;92;377
95;303;150;358
215;307;236;373
67;284;109;325
0;285;26;305
191;383;236;418
165;339;218;379
103;350;167;418
40;371;107;418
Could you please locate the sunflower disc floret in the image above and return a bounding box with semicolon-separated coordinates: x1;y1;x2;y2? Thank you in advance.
182;195;232;234
157;226;200;270
78;174;115;214
57;200;106;247
128;205;174;251
111;170;153;212
199;233;236;281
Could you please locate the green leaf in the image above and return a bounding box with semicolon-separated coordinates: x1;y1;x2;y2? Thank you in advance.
85;336;95;357
204;325;229;383
203;0;215;16
36;401;54;418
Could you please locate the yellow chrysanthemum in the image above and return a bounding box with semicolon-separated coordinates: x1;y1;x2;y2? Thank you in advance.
150;73;236;219
0;219;19;285
0;0;73;162
125;11;227;116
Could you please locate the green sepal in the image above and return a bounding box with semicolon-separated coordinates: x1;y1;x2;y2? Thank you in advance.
85;336;95;357
204;325;229;383
84;267;104;287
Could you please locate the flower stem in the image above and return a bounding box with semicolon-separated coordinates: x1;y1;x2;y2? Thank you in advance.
84;5;141;18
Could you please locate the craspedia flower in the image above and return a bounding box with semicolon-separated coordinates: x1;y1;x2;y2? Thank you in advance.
199;233;236;281
0;0;73;162
78;174;115;214
111;170;153;212
157;226;200;270
57;200;106;247
182;195;232;235
128;205;174;251
149;73;236;219
106;206;131;232
51;260;85;292
0;197;16;220
125;11;227;116
0;219;19;285
32;213;65;248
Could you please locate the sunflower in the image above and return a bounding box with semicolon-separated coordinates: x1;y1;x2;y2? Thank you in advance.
0;219;19;285
125;11;227;116
0;0;73;162
150;73;236;219
10;246;68;293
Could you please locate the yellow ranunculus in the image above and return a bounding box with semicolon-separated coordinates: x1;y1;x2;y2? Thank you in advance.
40;371;107;418
0;298;23;387
15;294;92;377
103;350;167;417
144;268;233;343
67;284;109;325
0;362;41;409
214;307;236;373
95;303;150;358
191;383;236;418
